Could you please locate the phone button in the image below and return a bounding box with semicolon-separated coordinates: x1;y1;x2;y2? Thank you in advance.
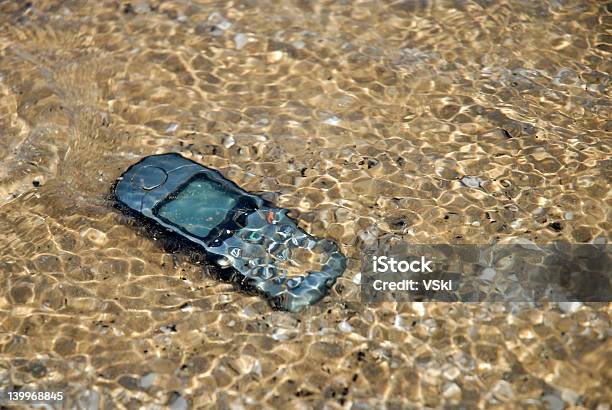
241;230;264;244
232;211;249;228
256;266;276;280
132;166;167;190
274;224;295;239
229;247;242;258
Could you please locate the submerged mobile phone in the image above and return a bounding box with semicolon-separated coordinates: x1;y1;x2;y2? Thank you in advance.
112;153;346;311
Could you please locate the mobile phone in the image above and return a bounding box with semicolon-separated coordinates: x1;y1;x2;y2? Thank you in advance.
112;153;346;311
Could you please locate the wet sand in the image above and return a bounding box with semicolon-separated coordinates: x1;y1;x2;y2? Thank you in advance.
0;0;610;408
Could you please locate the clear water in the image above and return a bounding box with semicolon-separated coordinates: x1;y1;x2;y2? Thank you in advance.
0;0;609;408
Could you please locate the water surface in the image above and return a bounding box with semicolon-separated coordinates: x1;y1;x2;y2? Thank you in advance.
0;0;610;408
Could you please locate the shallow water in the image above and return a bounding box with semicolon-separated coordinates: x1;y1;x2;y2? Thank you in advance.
0;0;610;408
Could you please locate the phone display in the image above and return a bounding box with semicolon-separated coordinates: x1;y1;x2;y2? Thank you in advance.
112;153;346;311
156;177;240;238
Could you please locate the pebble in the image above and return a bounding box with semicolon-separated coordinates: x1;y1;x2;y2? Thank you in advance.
160;324;177;333
560;388;580;405
254;118;269;127
139;372;156;389
267;51;283;63
393;315;403;329
271;328;295;341
217;20;231;30
169;393;188;410
207;12;231;36
412;302;425;316
558;301;582;313
442;382;461;398
443;366;460;380
542;393;564;410
338;321;353;333
234;33;248;50
564;211;574;220
357;226;378;246
223;135;235;148
133;0;150;14
460;176;484;188
593;236;606;245
323;116;340;126
480;267;496;281
76;389;100;410
492;380;514;401
165;123;178;133
510;220;522;229
352;272;362;285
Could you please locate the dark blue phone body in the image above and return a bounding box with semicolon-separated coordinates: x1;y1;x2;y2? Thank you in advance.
112;153;346;311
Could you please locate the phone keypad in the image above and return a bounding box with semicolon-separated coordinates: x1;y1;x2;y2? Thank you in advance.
212;206;346;311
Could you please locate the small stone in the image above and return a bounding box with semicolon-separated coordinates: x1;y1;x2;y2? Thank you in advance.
593;236;606;245
165;123;178;133
542;393;564;410
564;212;574;220
323;116;340;126
160;324;177;333
77;389;100;410
210;27;224;36
217;20;231;30
394;315;404;329
480;268;496;281
510;220;522;229
179;303;193;312
223;135;235;148
460;176;483;188
133;0;150;14
442;382;461;398
412;302;425;316
118;375;139;390
168;392;188;410
558;302;582;313
271;328;295;340
234;33;248;50
492;380;514;401
443;367;460;381
357;226;378;246
139;372;156;388
560;388;580;405
352;272;361;285
267;51;283;63
338;321;353;333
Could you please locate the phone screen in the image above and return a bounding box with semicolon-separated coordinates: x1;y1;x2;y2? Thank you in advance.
156;176;240;238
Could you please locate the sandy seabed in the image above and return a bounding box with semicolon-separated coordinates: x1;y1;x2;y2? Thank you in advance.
0;0;610;408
